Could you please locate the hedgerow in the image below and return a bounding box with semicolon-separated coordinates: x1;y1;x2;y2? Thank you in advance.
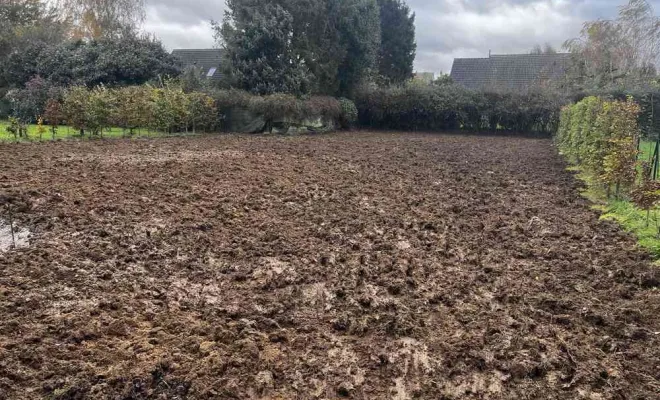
353;84;563;134
574;87;660;140
558;93;660;242
557;96;642;198
33;86;356;137
51;84;218;137
207;89;355;131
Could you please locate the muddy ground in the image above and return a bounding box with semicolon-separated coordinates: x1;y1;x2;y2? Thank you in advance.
0;132;658;399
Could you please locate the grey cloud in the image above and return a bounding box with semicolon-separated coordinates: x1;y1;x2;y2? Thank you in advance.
409;0;581;72
147;0;225;23
144;0;660;74
144;4;217;50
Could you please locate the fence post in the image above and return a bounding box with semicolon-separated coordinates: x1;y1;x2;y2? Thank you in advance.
6;204;15;249
654;139;660;181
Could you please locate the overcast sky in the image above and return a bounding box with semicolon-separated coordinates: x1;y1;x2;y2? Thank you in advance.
143;0;660;74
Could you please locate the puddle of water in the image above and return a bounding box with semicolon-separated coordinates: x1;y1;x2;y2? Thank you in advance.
0;219;31;252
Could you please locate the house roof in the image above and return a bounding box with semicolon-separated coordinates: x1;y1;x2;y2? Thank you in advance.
171;49;224;80
450;53;571;91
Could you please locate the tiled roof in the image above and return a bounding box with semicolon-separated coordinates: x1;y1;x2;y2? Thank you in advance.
450;53;571;91
171;49;223;80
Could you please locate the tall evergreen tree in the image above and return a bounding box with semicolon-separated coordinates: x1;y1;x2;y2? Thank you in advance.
377;0;415;84
337;0;381;95
217;0;381;97
274;0;380;96
218;0;311;95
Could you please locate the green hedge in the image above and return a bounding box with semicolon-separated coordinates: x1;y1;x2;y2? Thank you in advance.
42;84;219;136
208;89;356;131
353;84;563;134
573;87;660;140
556;96;641;194
8;81;357;136
557;94;660;252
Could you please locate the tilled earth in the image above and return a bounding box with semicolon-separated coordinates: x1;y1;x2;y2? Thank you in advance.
0;132;659;399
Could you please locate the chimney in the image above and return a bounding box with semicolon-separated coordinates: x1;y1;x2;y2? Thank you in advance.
489;49;491;57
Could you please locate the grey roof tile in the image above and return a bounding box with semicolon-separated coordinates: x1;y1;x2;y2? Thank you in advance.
172;49;224;80
450;53;571;91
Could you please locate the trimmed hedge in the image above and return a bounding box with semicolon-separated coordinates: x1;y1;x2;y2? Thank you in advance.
573;88;660;140
7;80;357;135
353;84;564;134
43;84;219;136
556;96;642;194
208;89;356;132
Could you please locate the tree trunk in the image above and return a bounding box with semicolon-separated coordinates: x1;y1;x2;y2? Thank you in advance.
615;182;621;200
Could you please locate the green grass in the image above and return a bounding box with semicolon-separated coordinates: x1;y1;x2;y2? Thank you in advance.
570;158;660;261
0;120;164;142
600;200;660;258
640;140;657;164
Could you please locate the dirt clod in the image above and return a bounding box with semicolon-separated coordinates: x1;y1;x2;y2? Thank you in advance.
0;132;658;399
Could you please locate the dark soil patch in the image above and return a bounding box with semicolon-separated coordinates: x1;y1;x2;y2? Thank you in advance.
0;132;658;399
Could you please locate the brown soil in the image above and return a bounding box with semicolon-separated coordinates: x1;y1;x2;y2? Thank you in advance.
0;132;658;399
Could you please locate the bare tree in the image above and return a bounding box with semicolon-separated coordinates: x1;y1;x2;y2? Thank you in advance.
530;43;558;55
564;0;660;88
543;43;557;54
618;0;660;70
56;0;145;39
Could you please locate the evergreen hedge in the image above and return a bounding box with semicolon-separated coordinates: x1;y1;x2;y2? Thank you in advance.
208;89;357;131
353;83;564;134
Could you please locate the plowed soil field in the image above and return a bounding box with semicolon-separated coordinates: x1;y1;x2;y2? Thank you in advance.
0;132;658;399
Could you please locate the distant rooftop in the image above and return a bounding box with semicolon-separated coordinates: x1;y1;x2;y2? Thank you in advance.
172;49;223;80
450;53;571;91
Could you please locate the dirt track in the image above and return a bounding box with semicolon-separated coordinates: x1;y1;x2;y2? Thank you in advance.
0;132;658;399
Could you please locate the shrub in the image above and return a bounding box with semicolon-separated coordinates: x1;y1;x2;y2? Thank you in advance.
302;96;342;121
59;84;220;136
601;97;641;194
43;98;63;138
556;106;572;152
581;87;660;140
5;76;61;124
557;95;642;198
251;93;302;129
149;87;179;133
53;85;348;136
5;116;27;139
339;98;358;129
210;89;253;111
63;86;91;135
208;90;348;132
86;86;116;137
188;92;218;133
36;117;47;140
353;83;563;133
111;86;151;135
